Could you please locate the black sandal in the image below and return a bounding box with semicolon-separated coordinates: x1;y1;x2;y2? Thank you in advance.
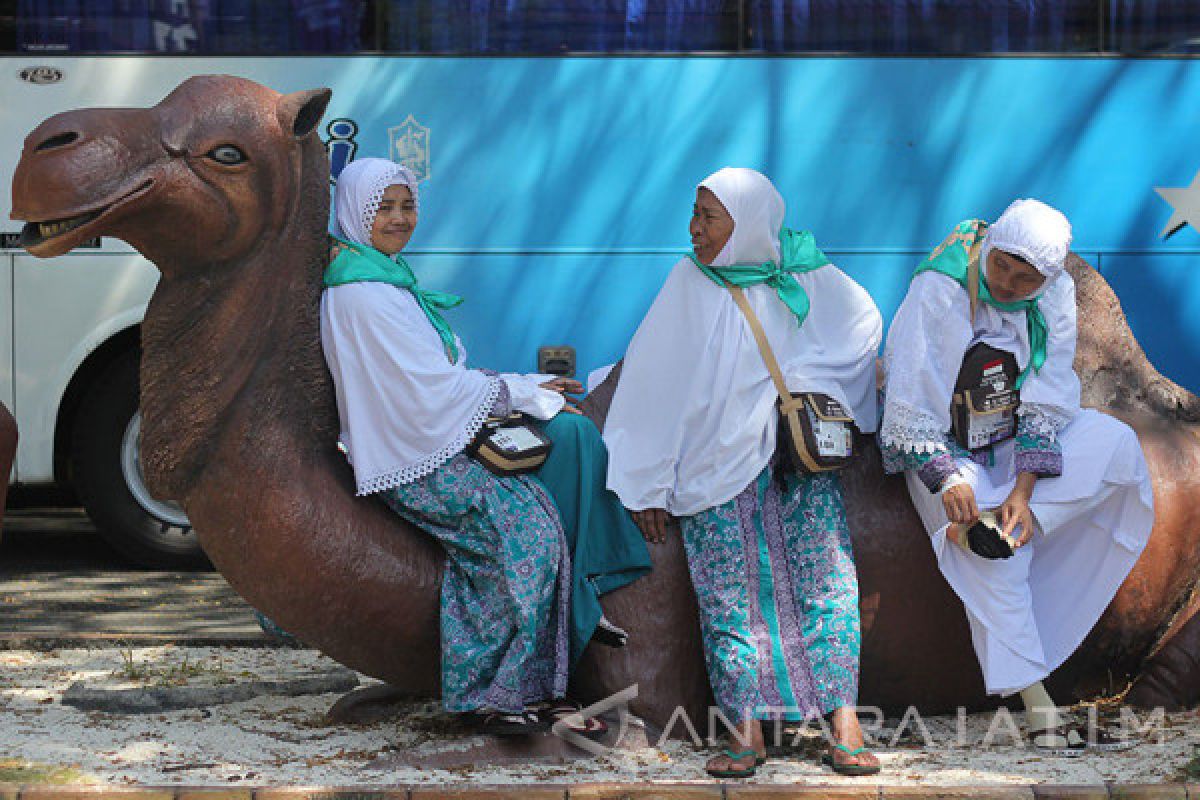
1088;725;1137;751
1029;725;1087;757
473;709;540;736
533;700;609;740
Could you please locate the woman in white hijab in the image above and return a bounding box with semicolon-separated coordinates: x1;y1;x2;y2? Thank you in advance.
319;158;645;736
604;167;883;777
880;198;1154;755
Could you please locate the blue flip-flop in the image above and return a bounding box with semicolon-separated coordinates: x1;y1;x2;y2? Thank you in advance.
705;748;766;779
821;743;881;776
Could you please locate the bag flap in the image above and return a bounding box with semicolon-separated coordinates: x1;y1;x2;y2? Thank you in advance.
802;393;853;423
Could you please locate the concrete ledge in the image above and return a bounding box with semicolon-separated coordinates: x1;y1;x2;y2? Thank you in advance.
0;786;1194;800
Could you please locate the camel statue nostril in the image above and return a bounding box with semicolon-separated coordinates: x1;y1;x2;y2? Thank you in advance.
35;131;79;152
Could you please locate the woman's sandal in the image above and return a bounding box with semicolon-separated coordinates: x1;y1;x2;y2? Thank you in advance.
473;709;541;736
1029;726;1087;757
533;701;609;740
821;743;882;776
705;748;766;779
1087;725;1137;752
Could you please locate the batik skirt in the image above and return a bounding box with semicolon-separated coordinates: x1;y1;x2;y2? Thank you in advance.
381;453;570;714
679;467;861;723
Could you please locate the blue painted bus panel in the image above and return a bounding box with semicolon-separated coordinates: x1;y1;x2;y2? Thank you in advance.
3;56;1199;391
1100;254;1200;388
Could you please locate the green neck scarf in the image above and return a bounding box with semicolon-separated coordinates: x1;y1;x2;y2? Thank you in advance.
690;228;832;327
912;219;1047;388
324;236;464;364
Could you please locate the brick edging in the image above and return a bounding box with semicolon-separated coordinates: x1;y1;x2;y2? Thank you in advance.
0;783;1194;799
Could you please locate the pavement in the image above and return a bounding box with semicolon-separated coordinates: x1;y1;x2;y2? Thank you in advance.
0;508;1196;796
0;508;269;647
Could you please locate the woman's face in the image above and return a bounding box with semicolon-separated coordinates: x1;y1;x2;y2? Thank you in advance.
370;184;417;255
986;248;1046;302
690;187;734;266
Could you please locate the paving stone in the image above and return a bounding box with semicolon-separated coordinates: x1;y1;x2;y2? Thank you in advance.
256;791;408;800
61;668;359;713
1109;786;1186;800
728;785;880;799
176;791;256;800
567;786;722;800
1032;786;1110;800
882;788;1035;800
19;790;174;800
412;788;565;800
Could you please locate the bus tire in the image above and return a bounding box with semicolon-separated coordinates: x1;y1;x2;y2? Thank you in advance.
70;350;210;570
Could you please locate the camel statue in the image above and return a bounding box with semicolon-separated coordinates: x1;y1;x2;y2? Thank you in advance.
0;403;15;537
10;76;1200;732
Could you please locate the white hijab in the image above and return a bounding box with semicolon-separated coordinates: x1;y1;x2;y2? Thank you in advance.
882;198;1080;452
320;158;501;495
603;168;883;516
331;158;419;245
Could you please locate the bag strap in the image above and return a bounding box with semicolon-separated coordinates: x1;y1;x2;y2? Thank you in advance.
966;232;985;325
726;285;795;408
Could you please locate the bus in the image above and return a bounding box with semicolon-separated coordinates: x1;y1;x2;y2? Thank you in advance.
2;1;1199;567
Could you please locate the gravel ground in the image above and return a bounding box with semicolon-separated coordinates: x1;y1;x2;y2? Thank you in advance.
0;646;1195;786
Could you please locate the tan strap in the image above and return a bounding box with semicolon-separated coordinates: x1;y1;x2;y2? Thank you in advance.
726;286;792;405
966;228;985;325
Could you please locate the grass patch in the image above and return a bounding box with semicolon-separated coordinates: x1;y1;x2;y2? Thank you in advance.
0;758;91;784
111;650;238;688
1177;745;1200;782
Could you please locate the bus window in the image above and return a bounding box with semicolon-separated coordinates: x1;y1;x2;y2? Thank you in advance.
383;0;740;53
11;0;372;54
1109;1;1200;54
745;1;1104;54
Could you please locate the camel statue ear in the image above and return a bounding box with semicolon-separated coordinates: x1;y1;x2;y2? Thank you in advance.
277;88;332;140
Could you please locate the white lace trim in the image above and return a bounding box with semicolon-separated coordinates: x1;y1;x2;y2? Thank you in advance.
1017;402;1072;439
880;399;951;454
359;164;420;238
354;377;501;495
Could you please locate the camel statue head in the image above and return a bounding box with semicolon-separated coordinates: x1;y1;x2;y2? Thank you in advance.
13;76;330;273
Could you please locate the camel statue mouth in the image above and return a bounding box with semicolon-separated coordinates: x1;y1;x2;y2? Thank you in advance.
17;179;153;257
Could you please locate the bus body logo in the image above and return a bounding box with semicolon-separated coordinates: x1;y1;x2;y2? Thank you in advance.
388;115;430;182
1155;168;1200;240
18;67;64;85
325;118;360;185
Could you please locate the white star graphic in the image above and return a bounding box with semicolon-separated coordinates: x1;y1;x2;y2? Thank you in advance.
1155;169;1200;239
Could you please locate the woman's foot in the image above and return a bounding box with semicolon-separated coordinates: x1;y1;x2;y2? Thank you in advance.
704;748;765;779
470;708;540;736
705;718;766;778
530;700;608;740
591;615;629;649
824;706;881;776
1029;725;1087;757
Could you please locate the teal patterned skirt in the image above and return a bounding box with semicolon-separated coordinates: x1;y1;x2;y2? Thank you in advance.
380;453;570;714
679;467;861;723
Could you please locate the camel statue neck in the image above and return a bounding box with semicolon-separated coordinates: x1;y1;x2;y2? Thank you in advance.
138;149;338;501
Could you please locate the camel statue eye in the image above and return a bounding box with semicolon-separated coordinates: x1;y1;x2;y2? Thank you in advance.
208;145;246;165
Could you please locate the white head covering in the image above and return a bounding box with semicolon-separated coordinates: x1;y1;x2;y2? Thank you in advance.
603;168;882;516
321;158;509;495
982;198;1072;282
331;158;419;246
698;167;785;267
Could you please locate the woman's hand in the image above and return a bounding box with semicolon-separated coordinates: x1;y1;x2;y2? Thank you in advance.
632;508;671;544
541;377;585;413
999;473;1039;547
540;377;584;395
942;482;980;526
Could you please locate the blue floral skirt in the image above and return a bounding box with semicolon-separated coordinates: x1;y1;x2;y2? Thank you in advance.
380;454;570;714
678;467;861;723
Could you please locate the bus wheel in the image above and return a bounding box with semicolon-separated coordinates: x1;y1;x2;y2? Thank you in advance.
70;350;210;570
